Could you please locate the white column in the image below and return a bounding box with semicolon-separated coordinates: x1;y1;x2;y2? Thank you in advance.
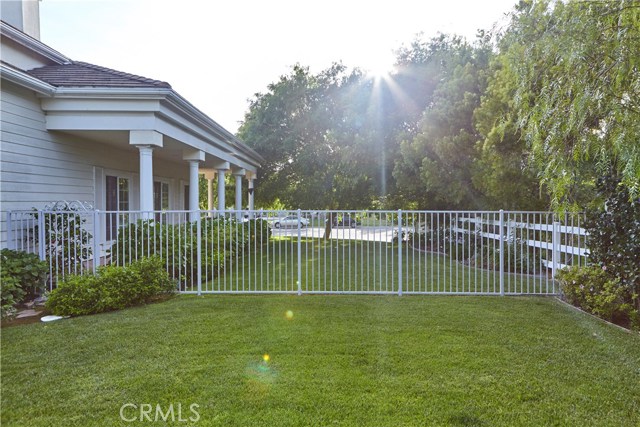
248;178;255;218
207;177;215;217
217;169;226;214
183;149;205;222
234;173;243;220
138;145;154;217
188;160;200;222
130;130;163;219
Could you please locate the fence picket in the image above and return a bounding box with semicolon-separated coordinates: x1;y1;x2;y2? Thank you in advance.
4;209;588;295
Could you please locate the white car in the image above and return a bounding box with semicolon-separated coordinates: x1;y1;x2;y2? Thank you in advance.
271;215;309;228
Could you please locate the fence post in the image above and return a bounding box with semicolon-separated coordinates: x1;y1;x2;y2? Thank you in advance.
297;209;302;296
499;209;505;296
552;221;561;282
398;209;403;296
196;212;202;296
38;210;46;262
6;211;13;251
92;210;100;274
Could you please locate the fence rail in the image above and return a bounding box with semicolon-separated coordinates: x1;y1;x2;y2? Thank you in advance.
5;209;588;295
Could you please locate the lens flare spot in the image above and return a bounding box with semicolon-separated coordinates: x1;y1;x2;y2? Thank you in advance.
285;310;294;320
245;355;278;399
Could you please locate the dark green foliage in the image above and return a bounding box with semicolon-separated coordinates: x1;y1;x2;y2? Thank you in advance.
558;266;638;330
466;238;543;275
244;218;272;246
409;227;542;275
1;249;48;319
394;36;491;209
505;0;640;209
45;257;175;316
583;173;640;314
33;207;93;276
473;52;549;210
238;64;382;209
109;218;262;284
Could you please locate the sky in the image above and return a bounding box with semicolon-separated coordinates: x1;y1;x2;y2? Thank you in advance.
39;0;517;134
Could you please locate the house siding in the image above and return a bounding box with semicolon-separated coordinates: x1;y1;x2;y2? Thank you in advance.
1;81;190;248
1;82;95;212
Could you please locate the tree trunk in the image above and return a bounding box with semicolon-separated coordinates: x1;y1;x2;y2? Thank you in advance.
323;212;334;240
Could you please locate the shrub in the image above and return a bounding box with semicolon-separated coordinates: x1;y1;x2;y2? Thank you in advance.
33;206;93;277
46;256;176;316
583;172;640;314
558;265;638;329
109;218;255;285
244;218;272;247
466;238;543;275
44;274;102;317
408;225;542;274
129;256;177;295
1;249;48;319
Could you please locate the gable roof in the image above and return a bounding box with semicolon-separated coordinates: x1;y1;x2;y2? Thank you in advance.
27;61;171;89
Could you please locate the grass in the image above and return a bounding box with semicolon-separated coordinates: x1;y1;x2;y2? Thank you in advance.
2;295;639;426
202;238;555;294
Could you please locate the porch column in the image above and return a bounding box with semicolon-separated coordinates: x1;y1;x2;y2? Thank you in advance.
249;177;255;218
139;146;154;213
247;172;256;218
130;131;163;219
207;177;215;216
233;169;245;220
211;161;230;216
183;150;205;222
217;169;226;214
188;161;199;221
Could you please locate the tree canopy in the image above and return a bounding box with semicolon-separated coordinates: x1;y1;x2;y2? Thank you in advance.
505;0;640;209
237;0;639;212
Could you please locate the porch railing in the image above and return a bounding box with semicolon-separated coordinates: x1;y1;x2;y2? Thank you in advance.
5;209;588;295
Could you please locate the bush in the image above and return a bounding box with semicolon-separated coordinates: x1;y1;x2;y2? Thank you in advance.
46;256;176;316
244;219;272;247
408;226;542;274
466;238;543;275
583;172;640;314
1;249;48;319
109;218;258;285
558;265;638;329
33;206;93;277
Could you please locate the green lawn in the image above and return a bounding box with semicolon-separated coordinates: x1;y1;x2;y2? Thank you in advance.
2;296;639;426
201;238;556;294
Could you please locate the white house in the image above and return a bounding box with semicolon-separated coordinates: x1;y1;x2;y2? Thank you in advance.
0;1;263;248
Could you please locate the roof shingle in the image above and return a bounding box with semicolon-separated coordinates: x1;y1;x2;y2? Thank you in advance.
27;61;171;89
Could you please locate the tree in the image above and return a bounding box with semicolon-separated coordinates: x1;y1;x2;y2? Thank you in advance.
393;35;491;209
504;0;640;209
238;64;395;209
238;64;346;209
472;51;549;210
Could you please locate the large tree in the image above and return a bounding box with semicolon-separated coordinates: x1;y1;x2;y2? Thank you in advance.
237;65;352;208
504;0;640;209
238;64;402;209
472;49;549;210
393;35;491;209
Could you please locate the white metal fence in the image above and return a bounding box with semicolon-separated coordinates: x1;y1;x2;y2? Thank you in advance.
5;209;588;295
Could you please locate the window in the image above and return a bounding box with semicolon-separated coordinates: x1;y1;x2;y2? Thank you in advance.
106;175;130;240
154;181;170;222
184;184;189;211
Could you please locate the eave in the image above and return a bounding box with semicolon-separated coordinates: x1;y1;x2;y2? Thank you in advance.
0;21;69;65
